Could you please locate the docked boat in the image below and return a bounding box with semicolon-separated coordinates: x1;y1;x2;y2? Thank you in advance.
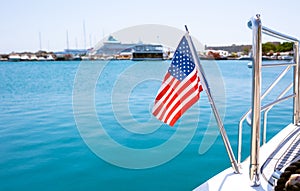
116;51;132;60
29;55;38;61
72;55;81;61
46;54;55;61
8;54;21;61
239;55;252;60
37;56;46;61
280;55;293;61
20;54;29;61
132;44;164;61
194;15;300;191
0;56;8;61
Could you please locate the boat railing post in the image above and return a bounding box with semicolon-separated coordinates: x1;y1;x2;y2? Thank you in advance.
246;13;300;186
249;14;262;186
293;41;300;125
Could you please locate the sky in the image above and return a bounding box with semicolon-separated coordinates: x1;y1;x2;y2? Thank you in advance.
1;0;300;53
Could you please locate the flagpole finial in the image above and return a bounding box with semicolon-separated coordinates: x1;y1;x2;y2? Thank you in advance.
185;25;189;33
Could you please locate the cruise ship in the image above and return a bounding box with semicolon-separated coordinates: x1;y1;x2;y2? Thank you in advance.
92;35;166;60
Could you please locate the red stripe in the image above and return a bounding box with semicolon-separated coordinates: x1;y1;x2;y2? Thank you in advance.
164;78;201;123
156;70;197;103
169;94;200;126
153;70;199;120
175;71;198;94
165;71;199;111
165;73;197;108
157;79;189;120
157;71;198;117
169;85;202;126
152;78;180;116
154;73;173;101
153;69;203;126
152;101;164;116
164;97;181;123
159;80;180;105
153;73;195;119
170;82;203;126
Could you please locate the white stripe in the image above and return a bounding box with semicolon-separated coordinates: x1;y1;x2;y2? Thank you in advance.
160;73;200;122
154;69;197;119
166;81;201;124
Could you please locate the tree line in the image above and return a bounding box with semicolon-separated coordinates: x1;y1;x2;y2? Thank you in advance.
262;42;293;54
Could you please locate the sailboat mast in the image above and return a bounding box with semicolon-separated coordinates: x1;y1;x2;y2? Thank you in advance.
66;30;70;50
83;20;87;49
39;32;42;50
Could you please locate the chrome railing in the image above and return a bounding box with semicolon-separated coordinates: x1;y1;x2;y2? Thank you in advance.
238;14;300;186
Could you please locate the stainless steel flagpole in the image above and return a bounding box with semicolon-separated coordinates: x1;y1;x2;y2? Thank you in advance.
184;26;240;173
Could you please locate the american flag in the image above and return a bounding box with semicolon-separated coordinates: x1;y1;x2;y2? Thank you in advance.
152;35;203;126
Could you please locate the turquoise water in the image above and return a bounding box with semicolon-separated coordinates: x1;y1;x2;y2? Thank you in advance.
0;60;293;191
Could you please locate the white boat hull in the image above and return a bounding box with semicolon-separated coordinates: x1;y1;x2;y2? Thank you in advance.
194;124;299;191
